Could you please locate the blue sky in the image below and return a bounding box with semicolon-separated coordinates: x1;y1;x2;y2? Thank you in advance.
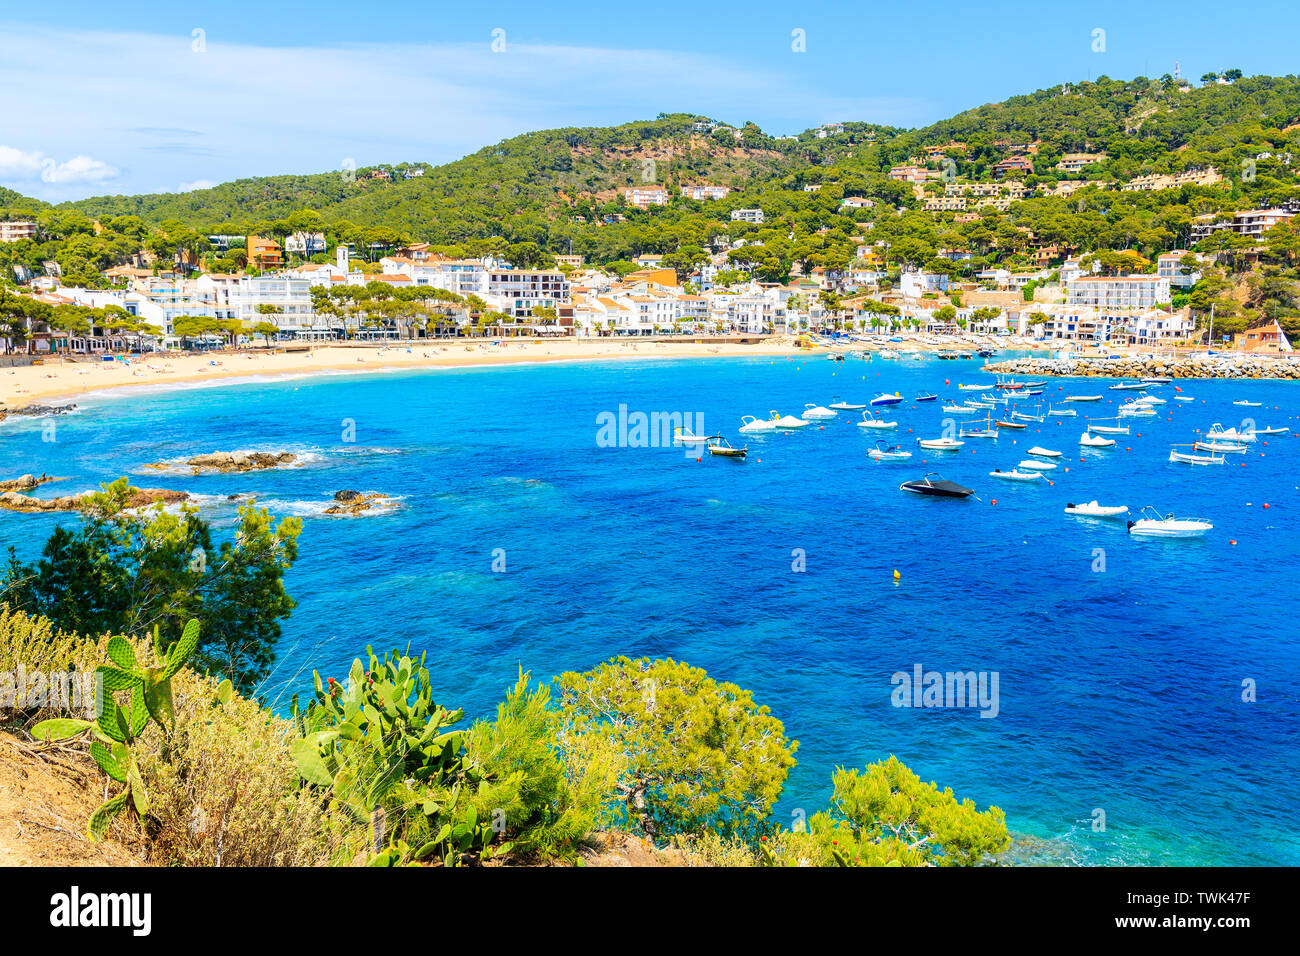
2;0;1297;202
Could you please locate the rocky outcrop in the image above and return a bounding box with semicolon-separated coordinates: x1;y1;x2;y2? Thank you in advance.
984;355;1300;380
0;403;77;423
144;451;298;474
0;474;57;493
323;490;393;516
0;486;188;513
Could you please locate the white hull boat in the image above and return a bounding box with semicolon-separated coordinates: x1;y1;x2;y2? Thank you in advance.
1169;449;1224;466
857;411;898;430
1206;424;1255;444
1174;396;1194;402
739;415;777;434
1026;446;1061;458
1248;426;1287;436
1064;395;1102;403
1017;459;1057;471
1088;424;1129;435
1233;400;1262;407
770;411;810;429
918;437;964;450
829;398;866;411
942;404;979;414
673;428;711;445
1194;440;1245;454
1080;432;1115;447
870;393;904;406
1047;406;1077;417
868;440;912;461
989;469;1041;482
802;403;837;420
1127;507;1213;538
1066;501;1128;517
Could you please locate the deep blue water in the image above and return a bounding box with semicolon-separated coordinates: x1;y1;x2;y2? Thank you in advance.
2;353;1298;866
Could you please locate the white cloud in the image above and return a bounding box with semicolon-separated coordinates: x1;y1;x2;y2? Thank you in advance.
178;180;218;192
0;144;118;185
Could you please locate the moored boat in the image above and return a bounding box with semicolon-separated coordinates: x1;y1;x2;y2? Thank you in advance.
857;410;898;430
870;392;904;406
1065;501;1129;517
917;437;965;450
706;435;748;458
739;415;777;434
1168;446;1223;466
1080;432;1115;447
1127;506;1213;538
868;439;912;461
900;473;975;498
989;469;1042;482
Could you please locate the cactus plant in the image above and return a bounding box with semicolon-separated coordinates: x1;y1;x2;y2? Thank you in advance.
32;619;200;841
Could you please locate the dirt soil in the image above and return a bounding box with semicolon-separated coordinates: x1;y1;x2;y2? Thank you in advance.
0;731;139;866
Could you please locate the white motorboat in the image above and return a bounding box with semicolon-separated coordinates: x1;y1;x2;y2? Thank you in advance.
989;469;1042;482
672;427;711;445
829;397;866;411
1232;400;1262;407
1110;382;1149;391
1065;501;1129;518
959;383;994;391
1206;423;1256;444
1027;446;1061;458
917;437;965;450
1063;395;1103;403
1141;376;1173;384
942;402;980;414
1135;395;1166;405
870;393;904;406
1193;440;1245;454
1017;459;1057;471
1247;426;1287;436
802;403;837;420
739;415;777;434
857;410;898;430
1087;419;1129;435
1127;507;1213;538
1173;396;1194;402
1119;402;1156;417
1080;432;1115;447
769;410;810;429
868;440;912;461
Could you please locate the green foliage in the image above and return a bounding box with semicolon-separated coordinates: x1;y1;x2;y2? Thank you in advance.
762;756;1010;867
2;478;300;696
31;619;201;840
557;656;796;842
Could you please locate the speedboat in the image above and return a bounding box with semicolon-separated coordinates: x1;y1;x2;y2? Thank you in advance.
989;469;1042;482
917;437;964;450
959;383;994;391
739;415;777;434
1194;440;1246;454
900;473;975;498
857;410;898;430
1065;501;1129;518
1135;395;1166;405
1063;395;1102;403
1127;507;1212;538
870;392;904;406
942;402;979;414
914;392;938;403
1119;403;1156;417
802;403;836;420
1142;376;1172;384
1173;396;1194;402
1109;382;1149;391
1017;459;1057;471
1080;432;1115;447
769;410;810;429
1168;448;1223;466
1206;423;1255;444
1027;446;1061;457
1232;400;1262;407
672;427;711;446
868;440;912;461
829;397;866;411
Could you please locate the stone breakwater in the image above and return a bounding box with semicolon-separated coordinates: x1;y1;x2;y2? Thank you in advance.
984;355;1300;380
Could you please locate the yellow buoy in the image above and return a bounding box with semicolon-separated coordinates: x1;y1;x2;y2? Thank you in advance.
893;569;901;581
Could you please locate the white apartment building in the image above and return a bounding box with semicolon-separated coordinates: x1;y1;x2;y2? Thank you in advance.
680;185;730;201
486;269;570;318
380;257;488;297
730;208;765;223
1156;251;1202;289
1066;275;1171;310
285;231;327;256
1191;208;1294;242
624;185;669;208
900;271;949;298
1031;306;1193;345
0;220;37;243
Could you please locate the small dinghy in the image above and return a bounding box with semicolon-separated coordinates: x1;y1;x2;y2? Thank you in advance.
990;469;1042;482
769;410;810;429
942;402;979;414
1087;419;1129;435
1194;440;1245;454
1047;404;1077;417
829;397;866;411
1080;432;1115;447
857;410;898;430
959;383;994;391
914;392;938;403
959;417;1000;439
1135;395;1166;406
673;427;711;445
995;419;1026;430
1027;446;1061;458
1127;506;1212;538
1141;376;1172;384
917;437;964;450
868;440;912;461
739;415;777;434
1174;395;1194;402
1249;426;1287;436
1066;501;1129;518
870;393;904;406
1110;382;1149;391
706;435;747;459
1168;447;1224;466
900;473;975;498
802;403;836;420
1064;395;1103;403
1018;459;1057;471
1232;400;1262;407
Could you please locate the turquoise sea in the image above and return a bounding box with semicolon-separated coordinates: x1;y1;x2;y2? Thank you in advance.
2;352;1297;866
